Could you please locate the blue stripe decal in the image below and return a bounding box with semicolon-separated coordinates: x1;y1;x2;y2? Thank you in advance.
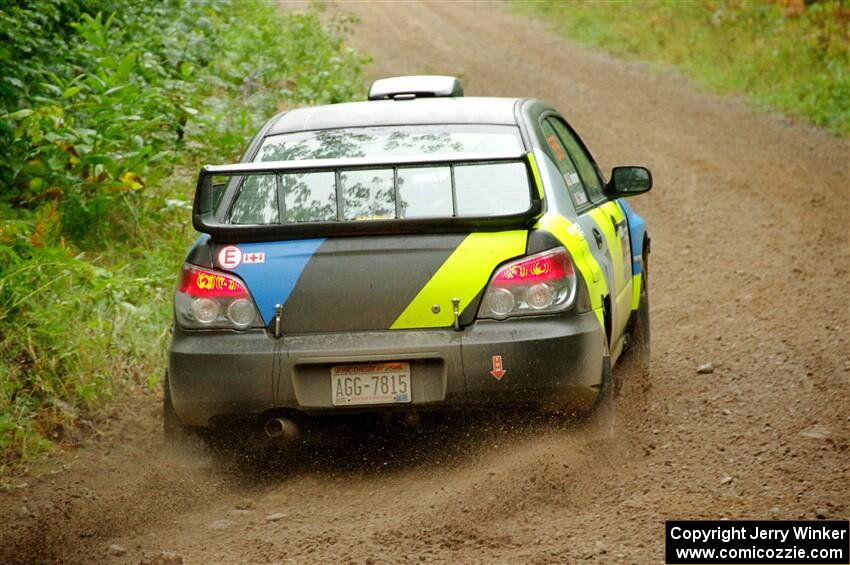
230;239;326;325
618;200;646;275
189;234;210;254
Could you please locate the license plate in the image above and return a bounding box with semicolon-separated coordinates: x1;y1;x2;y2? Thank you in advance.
331;362;411;406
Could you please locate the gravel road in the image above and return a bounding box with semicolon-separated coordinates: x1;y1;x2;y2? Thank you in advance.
1;2;847;563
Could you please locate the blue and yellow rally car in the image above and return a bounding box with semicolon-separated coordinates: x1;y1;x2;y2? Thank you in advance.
166;76;651;441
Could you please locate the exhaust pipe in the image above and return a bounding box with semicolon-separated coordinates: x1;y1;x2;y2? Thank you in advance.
264;417;300;441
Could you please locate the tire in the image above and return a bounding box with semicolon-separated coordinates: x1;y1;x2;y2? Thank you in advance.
628;246;651;381
613;244;651;416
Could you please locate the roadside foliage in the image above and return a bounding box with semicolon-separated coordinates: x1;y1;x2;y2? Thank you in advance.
0;0;365;474
521;0;849;136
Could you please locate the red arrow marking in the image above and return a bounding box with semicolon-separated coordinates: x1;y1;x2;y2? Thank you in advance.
490;355;506;380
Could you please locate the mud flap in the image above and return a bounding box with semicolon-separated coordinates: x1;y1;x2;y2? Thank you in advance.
163;372;206;452
589;354;616;438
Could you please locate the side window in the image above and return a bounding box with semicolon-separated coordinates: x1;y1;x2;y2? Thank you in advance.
540;119;590;208
549;118;605;202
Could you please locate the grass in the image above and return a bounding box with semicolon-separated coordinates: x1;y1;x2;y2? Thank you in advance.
0;0;365;477
515;0;850;136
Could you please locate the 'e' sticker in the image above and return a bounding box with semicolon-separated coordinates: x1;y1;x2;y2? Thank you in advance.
217;245;242;269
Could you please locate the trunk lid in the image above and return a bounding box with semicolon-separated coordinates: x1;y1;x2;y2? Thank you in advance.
215;230;527;333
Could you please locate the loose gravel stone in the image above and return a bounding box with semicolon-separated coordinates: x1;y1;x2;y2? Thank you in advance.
235;499;254;510
108;544;126;556
799;425;831;440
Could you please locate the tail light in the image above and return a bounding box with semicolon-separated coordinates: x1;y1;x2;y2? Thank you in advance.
478;247;577;320
174;264;262;330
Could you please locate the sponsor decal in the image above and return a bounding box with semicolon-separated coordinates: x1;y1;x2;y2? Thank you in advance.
242;251;265;264
490;354;506;380
567;223;585;238
546;135;567;161
217;245;242;269
499;258;553;280
571;187;588;206
194;271;245;293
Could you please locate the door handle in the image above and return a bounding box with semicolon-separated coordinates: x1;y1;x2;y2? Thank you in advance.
610;215;623;235
591;227;604;248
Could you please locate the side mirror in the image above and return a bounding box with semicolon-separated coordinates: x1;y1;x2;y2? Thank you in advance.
605;166;652;198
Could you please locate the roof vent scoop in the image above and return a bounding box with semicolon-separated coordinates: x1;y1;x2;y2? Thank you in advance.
367;75;464;101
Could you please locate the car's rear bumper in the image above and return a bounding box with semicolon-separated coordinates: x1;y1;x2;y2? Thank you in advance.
168;311;605;427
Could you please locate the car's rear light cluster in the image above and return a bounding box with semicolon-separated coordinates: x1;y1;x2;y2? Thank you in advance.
174;264;262;329
478;247;577;320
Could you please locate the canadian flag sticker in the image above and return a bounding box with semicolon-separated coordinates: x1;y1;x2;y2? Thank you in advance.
217;245;242;269
242;251;265;264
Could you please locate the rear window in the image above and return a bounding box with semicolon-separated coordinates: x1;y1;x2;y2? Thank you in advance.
226;162;532;224
226;125;531;225
256;124;523;161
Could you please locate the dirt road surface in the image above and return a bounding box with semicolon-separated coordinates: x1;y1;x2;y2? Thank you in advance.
2;2;848;563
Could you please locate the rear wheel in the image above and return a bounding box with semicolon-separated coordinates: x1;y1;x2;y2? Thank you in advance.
624;245;651;382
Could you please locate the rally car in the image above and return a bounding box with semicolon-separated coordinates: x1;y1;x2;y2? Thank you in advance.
165;75;651;442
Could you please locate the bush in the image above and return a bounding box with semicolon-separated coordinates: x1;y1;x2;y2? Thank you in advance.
518;0;849;136
0;0;365;474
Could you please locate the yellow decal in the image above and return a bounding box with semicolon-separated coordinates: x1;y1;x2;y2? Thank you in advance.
631;273;642;310
391;231;527;329
194;271;243;293
589;203;626;288
534;213;607;326
196;271;216;290
526;152;544;198
501;256;552;280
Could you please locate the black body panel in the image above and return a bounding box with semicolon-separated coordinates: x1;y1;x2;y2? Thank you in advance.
280;234;465;333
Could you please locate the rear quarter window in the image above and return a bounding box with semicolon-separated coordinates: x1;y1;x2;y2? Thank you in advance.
548;118;605;202
541;119;590;209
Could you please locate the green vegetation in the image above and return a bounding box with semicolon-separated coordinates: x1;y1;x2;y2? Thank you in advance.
0;0;364;475
517;0;849;136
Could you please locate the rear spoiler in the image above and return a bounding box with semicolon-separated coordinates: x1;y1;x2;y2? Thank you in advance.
193;151;544;243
